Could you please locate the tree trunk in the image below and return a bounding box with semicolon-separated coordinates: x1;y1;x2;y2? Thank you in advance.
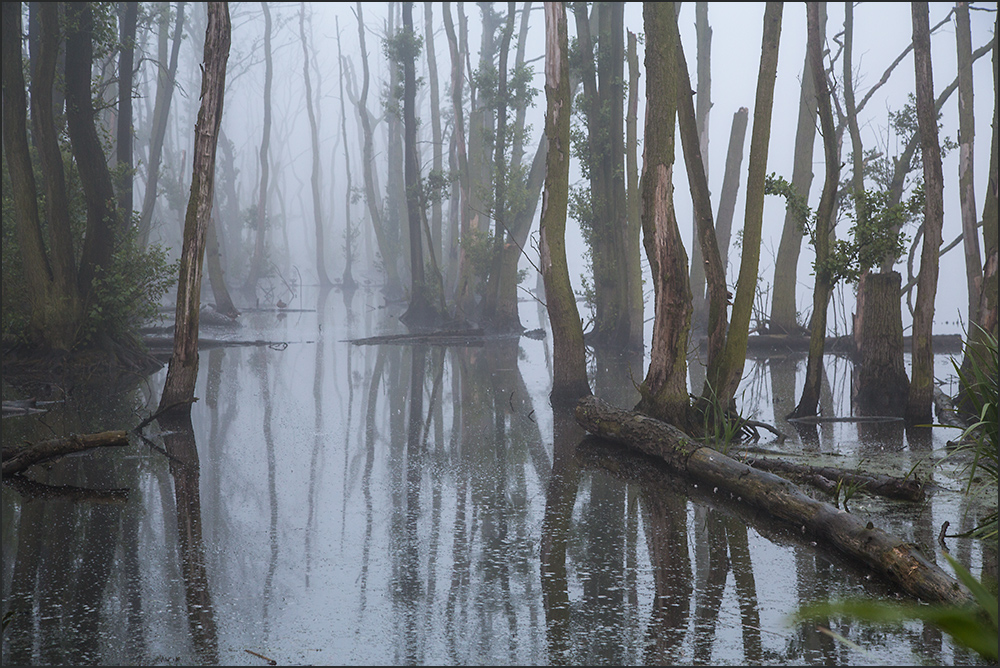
788;2;839;419
852;272;909;417
708;2;782;411
205;215;238;317
299;3;331;287
336;16;357;290
541;0;591;407
138;1;186;248
769;5;822;335
424;2;444;270
159;1;230;413
354;1;402;297
574;395;972;606
117;2;138;219
689;1;712;335
906;2;945;424
625;30;644;351
673;13;728;391
245;0;271;290
65;1;121;302
956;2;982;327
636;0;692;428
714;108;749;275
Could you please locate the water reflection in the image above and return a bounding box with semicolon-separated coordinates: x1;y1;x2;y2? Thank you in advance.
2;286;989;666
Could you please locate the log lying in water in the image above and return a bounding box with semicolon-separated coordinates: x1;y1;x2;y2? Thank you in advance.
2;431;129;476
748;457;926;502
574;395;971;606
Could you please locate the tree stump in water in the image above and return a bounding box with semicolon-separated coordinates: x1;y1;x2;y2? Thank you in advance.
853;271;909;416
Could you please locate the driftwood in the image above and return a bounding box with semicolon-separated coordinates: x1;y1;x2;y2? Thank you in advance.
747;457;925;502
2;431;129;476
574;396;971;606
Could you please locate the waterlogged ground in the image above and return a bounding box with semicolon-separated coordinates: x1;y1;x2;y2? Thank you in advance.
2;285;993;666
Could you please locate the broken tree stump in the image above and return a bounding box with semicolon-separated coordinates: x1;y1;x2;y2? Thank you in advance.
574;395;971;606
2;431;129;476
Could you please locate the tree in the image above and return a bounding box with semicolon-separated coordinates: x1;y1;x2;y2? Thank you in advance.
138;1;186;248
336;15;357;290
625;30;644;351
159;1;230;412
541;0;591;407
906;1;944;424
706;2;783;412
955;1;982;328
117;2;139;219
689;1;713;336
635;0;692;427
244;1;271;290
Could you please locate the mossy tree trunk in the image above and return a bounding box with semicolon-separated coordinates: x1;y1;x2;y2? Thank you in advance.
906;1;945;424
707;2;782;412
540;0;591;407
635;0;692;428
852;272;909;416
789;2;839;419
159;2;230;413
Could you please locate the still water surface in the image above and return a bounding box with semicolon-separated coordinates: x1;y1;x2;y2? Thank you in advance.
2;286;991;665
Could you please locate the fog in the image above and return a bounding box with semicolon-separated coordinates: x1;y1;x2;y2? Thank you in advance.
142;2;996;338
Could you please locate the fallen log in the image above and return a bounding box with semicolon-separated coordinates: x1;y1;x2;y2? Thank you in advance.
748;457;926;502
2;431;129;476
574;395;971;606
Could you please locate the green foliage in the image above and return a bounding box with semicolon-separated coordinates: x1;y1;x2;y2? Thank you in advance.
791;553;998;663
825;188;919;283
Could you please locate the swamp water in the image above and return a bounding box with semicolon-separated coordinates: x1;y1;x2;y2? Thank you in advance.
2;285;993;666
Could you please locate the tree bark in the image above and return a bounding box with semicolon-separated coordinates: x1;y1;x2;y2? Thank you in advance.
3;431;129;477
907;2;945;424
159;1;230;412
65;1;122;301
574;395;972;606
852;272;909;417
689;1;712;335
709;2;782;411
625;30;644;351
636;0;692;428
789;2;840;419
138;1;186;248
956;2;982;327
541;1;591;407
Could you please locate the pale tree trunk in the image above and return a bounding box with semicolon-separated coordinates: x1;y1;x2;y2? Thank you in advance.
708;2;783;410
689;1;712;335
769;4;822;335
386;3;409;284
714;108;748;275
955;1;981;326
159;1;230;413
117;2;138;219
541;1;591;407
789;1;840;419
138;1;186;248
636;0;692;428
245;0;271;290
424;2;443;267
336;16;357;290
300;3;331;287
625;30;644;350
906;1;944;424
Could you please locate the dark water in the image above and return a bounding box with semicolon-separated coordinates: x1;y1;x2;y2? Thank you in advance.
2;286;991;665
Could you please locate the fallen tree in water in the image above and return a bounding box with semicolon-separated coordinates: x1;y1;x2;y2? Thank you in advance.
2;431;129;476
574;395;970;606
748;457;925;502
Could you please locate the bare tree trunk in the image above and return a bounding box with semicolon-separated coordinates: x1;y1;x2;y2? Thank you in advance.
714;108;748;275
336;16;357;290
955;1;981;326
708;2;782;410
852;272;909;416
769;5;822;335
424;2;444;267
906;1;944;424
159;1;230;413
625;30;644;351
138;1;186;248
636;0;692;428
541;1;591;407
117;2;138;219
300;3;331;286
789;2;840;419
689;1;712;335
245;0;271;290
